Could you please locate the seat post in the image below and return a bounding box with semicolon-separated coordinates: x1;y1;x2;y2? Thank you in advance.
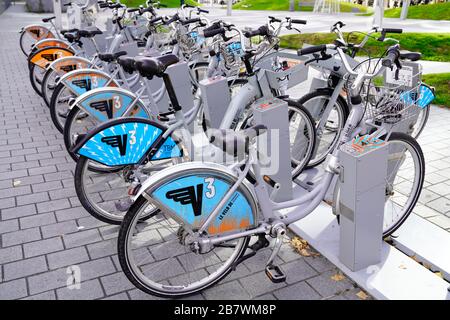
162;74;182;112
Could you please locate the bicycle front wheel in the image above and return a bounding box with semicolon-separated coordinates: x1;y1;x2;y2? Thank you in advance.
118;195;250;297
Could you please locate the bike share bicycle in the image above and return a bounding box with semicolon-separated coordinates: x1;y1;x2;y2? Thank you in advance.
69;17;317;225
110;43;426;297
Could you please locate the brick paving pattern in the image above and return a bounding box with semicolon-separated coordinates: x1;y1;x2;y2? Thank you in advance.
0;30;367;300
2;4;450;301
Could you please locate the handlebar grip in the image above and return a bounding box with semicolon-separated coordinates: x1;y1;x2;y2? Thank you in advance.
164;14;179;25
382;28;403;34
382;50;400;68
181;17;201;25
64;2;72;7
298;44;326;56
198;8;209;13
109;3;123;9
203;27;225;38
149;16;163;24
99;3;108;8
333;21;345;28
184;4;195;8
244;25;269;38
203;21;221;32
140;7;153;14
291;19;307;25
127;8;140;12
269;16;281;23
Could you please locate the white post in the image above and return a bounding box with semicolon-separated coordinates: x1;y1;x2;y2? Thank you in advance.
53;0;63;30
289;0;295;11
400;0;410;19
373;0;384;28
227;0;232;15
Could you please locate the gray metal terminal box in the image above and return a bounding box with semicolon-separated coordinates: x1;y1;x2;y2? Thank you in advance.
252;97;293;202
199;76;231;129
338;137;388;271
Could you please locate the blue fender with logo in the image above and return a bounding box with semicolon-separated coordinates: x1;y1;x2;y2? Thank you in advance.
58;68;119;97
132;162;258;235
73;87;150;123
71;117;183;167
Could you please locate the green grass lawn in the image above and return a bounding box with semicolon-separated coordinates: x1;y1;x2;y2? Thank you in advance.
357;2;450;20
422;73;450;107
232;0;368;12
120;0;199;8
279;32;450;62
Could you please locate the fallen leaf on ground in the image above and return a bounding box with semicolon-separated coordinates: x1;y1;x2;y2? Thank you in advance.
356;290;369;300
331;273;345;281
399;264;407;270
13;180;21;187
435;271;443;278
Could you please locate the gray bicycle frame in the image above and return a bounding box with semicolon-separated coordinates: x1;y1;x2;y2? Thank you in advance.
195;47;395;247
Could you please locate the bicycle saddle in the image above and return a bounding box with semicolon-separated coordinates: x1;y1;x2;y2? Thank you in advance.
42;16;56;23
117;56;136;74
77;29;103;38
208;125;267;157
63;32;79;43
61;28;78;35
98;51;127;63
133;54;179;78
400;51;421;61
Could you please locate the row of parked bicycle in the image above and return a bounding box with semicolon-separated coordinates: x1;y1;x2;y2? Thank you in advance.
20;0;435;297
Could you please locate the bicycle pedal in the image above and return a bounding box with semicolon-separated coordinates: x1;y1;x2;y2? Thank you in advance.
265;264;286;283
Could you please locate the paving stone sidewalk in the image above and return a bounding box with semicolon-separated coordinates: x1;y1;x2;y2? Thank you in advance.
0;30;371;300
1;4;450;301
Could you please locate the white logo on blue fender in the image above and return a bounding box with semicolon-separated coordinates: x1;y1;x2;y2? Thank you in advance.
78;122;162;166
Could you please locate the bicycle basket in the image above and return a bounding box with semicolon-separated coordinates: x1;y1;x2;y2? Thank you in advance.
219;41;244;69
362;82;434;125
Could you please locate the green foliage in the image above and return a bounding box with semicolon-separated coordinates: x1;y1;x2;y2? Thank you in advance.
422;73;450;107
357;2;450;20
119;0;200;8
384;2;450;20
232;0;368;12
280;32;450;62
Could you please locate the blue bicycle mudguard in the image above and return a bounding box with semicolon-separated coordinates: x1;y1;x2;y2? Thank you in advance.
71;117;183;167
151;174;256;235
75;87;149;122
59;68;119;96
400;83;435;109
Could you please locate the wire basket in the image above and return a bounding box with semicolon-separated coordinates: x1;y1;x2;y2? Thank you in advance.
219;40;244;70
362;81;435;125
177;30;206;58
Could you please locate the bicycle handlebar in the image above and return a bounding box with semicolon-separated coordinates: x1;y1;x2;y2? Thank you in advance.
297;44;326;56
149;16;163;24
382;45;401;68
164;14;179;25
180;17;201;25
382;28;403;34
290;19;307;25
203;27;225;38
244;25;269;38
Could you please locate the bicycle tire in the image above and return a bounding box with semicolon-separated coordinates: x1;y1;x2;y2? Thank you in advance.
296;88;349;168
